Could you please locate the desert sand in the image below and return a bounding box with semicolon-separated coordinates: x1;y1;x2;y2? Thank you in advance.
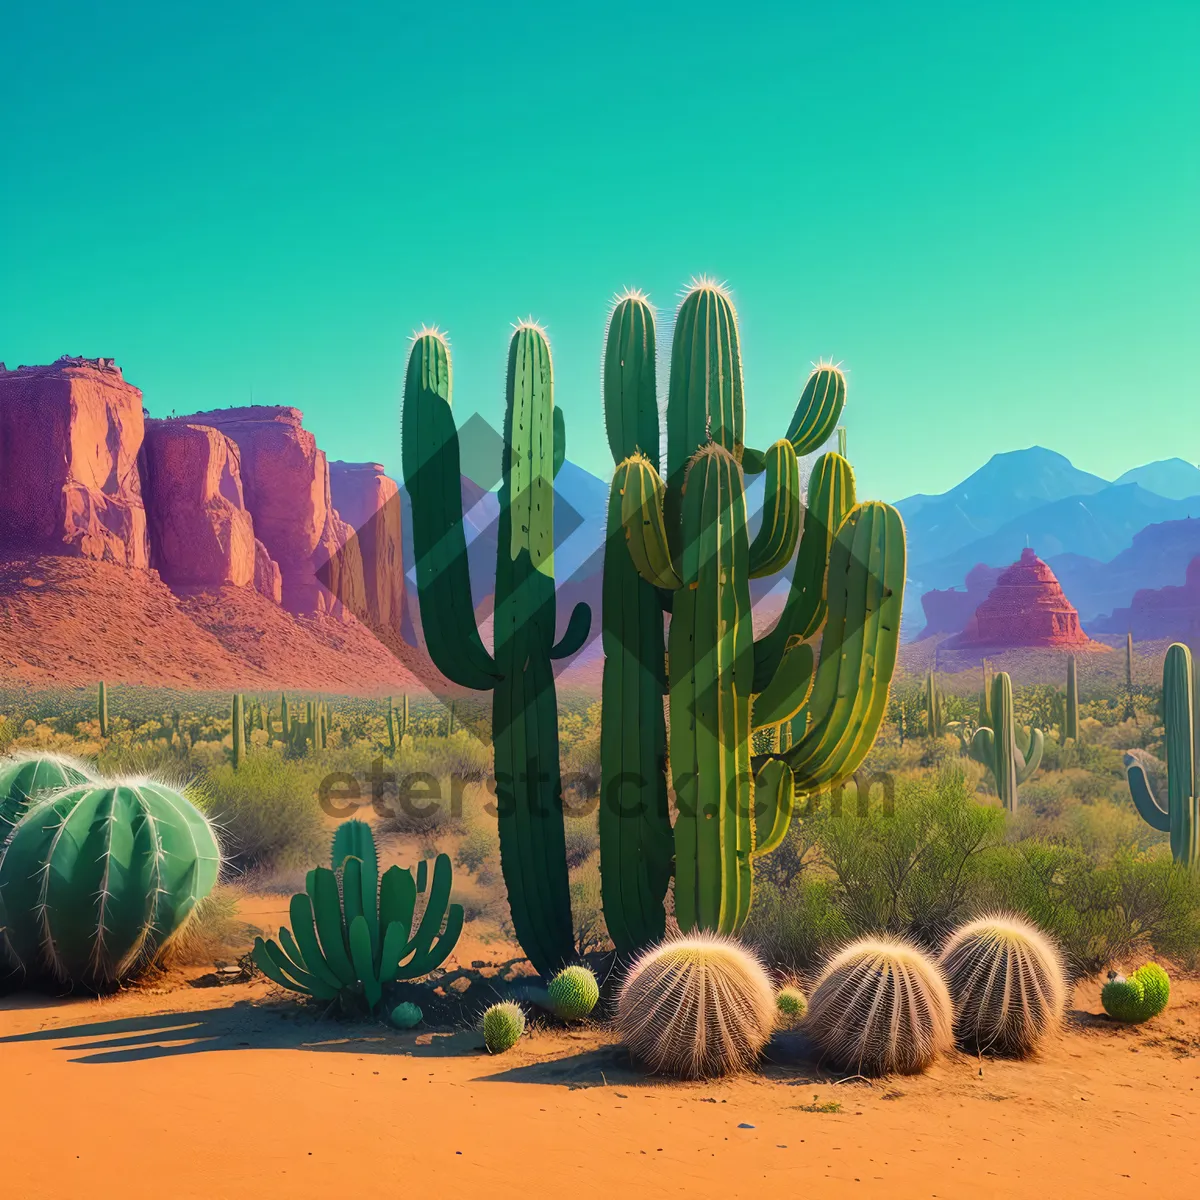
2;956;1198;1199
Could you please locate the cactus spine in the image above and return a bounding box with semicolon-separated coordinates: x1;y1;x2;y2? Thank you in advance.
1124;642;1199;867
97;681;109;738
613;281;905;936
402;325;590;977
969;672;1043;810
231;692;245;769
1064;654;1079;742
0;779;221;987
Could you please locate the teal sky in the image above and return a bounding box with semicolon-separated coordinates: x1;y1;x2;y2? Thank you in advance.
4;1;1198;502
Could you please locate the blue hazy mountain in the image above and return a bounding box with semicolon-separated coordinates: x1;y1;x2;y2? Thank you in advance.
1112;458;1200;501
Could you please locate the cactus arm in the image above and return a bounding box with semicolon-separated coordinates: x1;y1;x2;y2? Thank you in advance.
740;446;767;474
969;726;995;771
552;405;566;478
401;331;498;689
780;502;906;792
1124;754;1170;833
252;938;317;997
752;451;855;693
347;915;382;1011
603;290;659;468
308;867;357;987
376;918;411;983
550;602;592;660
340;857;366;934
618;455;683;589
751;642;814;731
748;439;801;578
287;892;343;992
786;365;847;455
751;760;795;858
378;864;417;939
1016;727;1044;784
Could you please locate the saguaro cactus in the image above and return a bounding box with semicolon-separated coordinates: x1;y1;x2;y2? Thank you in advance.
1125;642;1198;867
1064;654;1079;742
402;324;590;977
925;669;944;739
1124;632;1137;721
0;779;221;987
969;671;1043;810
231;692;245;769
612;280;906;937
97;681;109;738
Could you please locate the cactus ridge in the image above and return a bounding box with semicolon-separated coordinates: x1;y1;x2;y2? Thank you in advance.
615;933;777;1079
939;914;1066;1057
804;936;954;1076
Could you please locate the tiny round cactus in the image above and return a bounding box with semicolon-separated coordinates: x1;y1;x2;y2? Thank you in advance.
776;984;807;1024
547;964;600;1021
482;1001;525;1053
1102;964;1171;1023
615;933;776;1079
389;1002;423;1030
805;936;953;1076
939;914;1066;1056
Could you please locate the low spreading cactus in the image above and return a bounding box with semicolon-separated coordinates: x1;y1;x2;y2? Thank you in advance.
776;984;807;1024
805;936;953;1075
1102;964;1171;1023
547;964;600;1021
482;1001;525;1053
389;1002;423;1029
614;933;776;1079
939;914;1066;1056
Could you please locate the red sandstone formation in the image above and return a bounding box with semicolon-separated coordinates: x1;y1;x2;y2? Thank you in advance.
948;548;1098;650
0;357;149;567
141;420;258;589
179;406;366;619
917;563;1003;641
1094;556;1200;643
253;538;283;605
328;461;406;633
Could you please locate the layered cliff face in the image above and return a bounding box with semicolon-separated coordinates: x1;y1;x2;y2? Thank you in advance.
329;461;405;633
1092;556;1200;643
0;358;149;567
916;563;1003;641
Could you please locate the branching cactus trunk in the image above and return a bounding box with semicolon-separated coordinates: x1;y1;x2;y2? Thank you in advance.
969;671;1043;811
402;325;591;977
1125;642;1199;867
611;280;906;937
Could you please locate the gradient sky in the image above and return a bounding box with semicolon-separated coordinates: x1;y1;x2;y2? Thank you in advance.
4;1;1198;502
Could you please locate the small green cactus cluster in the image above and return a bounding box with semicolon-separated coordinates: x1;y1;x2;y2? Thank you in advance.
1101;964;1170;1024
482;1001;525;1053
252;819;462;1013
615;934;777;1078
0;754;221;989
547;964;600;1021
389;1001;423;1029
775;984;807;1024
969;671;1043;810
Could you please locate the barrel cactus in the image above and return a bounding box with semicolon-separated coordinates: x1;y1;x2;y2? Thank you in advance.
547;964;600;1021
0;752;94;833
805;936;954;1075
0;778;221;988
389;1001;424;1030
939;914;1066;1056
482;1001;525;1053
615;933;777;1078
1102;963;1171;1023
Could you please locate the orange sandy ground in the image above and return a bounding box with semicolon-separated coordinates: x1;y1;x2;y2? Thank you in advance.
2;959;1198;1200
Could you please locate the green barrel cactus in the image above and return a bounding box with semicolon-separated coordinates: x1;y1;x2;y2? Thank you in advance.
0;752;93;834
547;963;600;1020
482;1000;525;1053
1102;963;1170;1023
0;779;221;988
402;325;590;977
389;1001;423;1029
969;672;1043;811
1125;642;1199;867
253;819;463;1013
609;280;905;939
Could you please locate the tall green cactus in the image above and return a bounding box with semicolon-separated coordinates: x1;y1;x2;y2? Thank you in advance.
1125;642;1198;867
281;693;291;740
402;324;591;977
969;672;1043;811
1124;632;1137;721
1064;654;1079;742
925;669;944;739
231;692;245;769
0;779;221;987
612;280;905;937
97;681;109;738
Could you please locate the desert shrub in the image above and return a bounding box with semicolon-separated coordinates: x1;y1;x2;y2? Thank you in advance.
563;806;600;868
743;876;850;973
195;754;325;873
456;823;499;876
163;885;252;966
569;855;609;956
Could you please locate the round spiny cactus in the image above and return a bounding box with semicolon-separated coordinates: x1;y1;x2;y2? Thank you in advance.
389;1002;423;1030
0;752;94;834
1102;964;1171;1024
482;1001;525;1053
776;984;807;1024
804;936;954;1076
939;914;1067;1057
614;933;776;1079
547;964;600;1021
